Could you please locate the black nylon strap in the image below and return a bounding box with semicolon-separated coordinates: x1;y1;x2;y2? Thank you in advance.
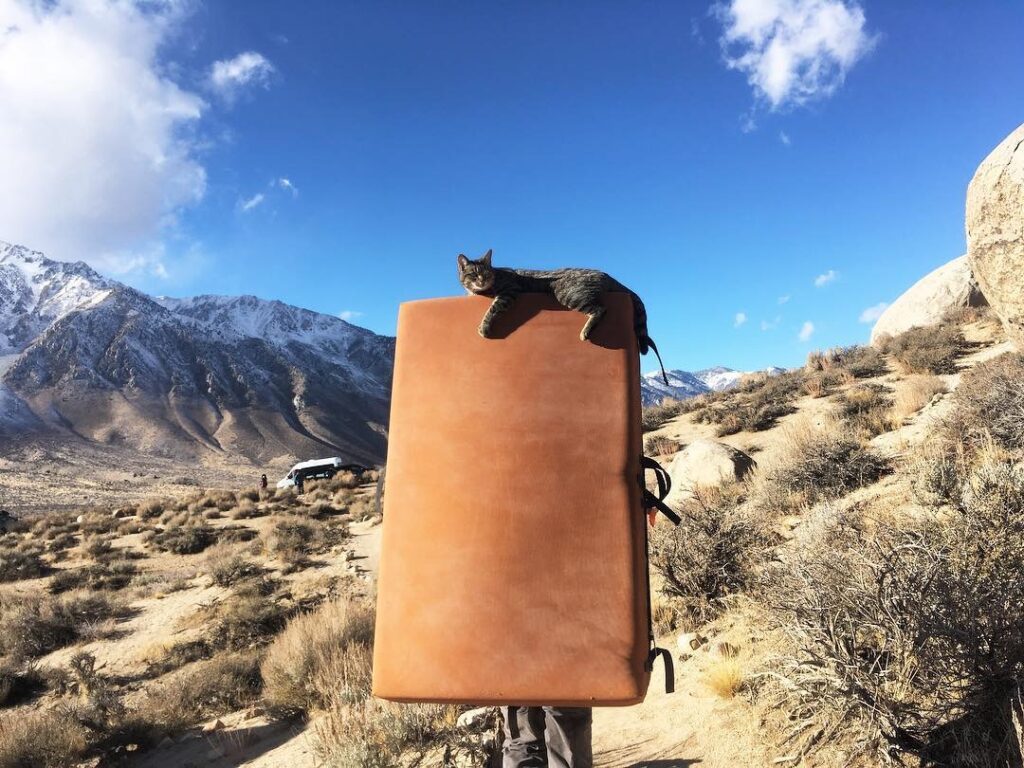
646;647;675;694
640;456;681;525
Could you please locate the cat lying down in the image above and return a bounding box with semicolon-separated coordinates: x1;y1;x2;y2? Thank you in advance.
457;249;669;385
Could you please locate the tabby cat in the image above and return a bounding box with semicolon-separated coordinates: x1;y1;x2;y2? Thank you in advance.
457;249;668;384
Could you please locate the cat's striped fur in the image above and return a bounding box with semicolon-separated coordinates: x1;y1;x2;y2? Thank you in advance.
457;249;668;384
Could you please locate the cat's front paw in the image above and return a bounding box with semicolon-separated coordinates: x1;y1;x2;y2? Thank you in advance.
580;328;590;341
478;324;492;338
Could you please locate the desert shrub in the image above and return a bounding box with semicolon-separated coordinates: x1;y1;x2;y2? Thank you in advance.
130;651;262;738
209;583;288;650
204;545;262;588
263;519;321;566
261;595;375;715
766;456;1024;765
691;371;804;435
947;353;1024;452
0;707;90;768
314;697;488;768
754;419;888;513
807;345;888;379
835;382;895;437
0;547;47;583
46;532;77;554
230;498;265;519
0;660;45;708
80;535;114;561
77;510;119;536
643;434;680;456
136;498;165;519
0;591;124;659
884;324;966;374
891;374;948;425
151;524;215;555
49;561;137;594
238;488;260;502
641;398;689;432
649;487;770;629
170;476;200;486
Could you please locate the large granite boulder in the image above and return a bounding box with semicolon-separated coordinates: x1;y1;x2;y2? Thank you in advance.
966;123;1024;349
665;439;755;506
870;255;986;345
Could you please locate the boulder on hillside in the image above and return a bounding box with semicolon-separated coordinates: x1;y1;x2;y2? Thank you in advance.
665;439;755;506
967;122;1024;349
870;255;986;345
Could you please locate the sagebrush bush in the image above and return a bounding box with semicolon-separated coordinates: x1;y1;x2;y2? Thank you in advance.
151;524;215;555
754;418;888;512
835;382;895;437
883;324;966;374
691;370;804;435
204;545;262;587
0;707;90;768
649;487;771;629
0;591;124;659
947;352;1024;452
261;595;375;715
0;660;45;708
767;455;1024;765
807;344;888;379
49;561;137;594
643;434;680;456
0;547;47;583
641;398;689;432
891;374;948;424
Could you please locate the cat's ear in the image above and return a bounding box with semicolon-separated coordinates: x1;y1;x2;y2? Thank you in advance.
457;254;469;270
481;249;493;267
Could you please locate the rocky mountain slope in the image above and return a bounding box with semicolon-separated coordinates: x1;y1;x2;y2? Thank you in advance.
0;241;394;465
641;365;785;405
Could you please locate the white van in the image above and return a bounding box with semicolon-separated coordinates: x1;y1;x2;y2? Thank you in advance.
276;457;368;489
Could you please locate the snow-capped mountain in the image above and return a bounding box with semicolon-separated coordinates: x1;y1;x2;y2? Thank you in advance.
640;365;786;406
0;240;393;464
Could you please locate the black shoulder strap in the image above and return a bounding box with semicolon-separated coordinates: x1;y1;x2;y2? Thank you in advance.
640;455;681;525
645;646;676;694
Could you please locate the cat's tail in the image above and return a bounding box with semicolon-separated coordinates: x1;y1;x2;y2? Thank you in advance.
643;335;670;386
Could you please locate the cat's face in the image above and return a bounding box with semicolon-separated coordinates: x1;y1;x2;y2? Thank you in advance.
457;249;495;294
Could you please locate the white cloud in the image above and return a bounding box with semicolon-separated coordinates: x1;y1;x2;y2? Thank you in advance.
338;310;363;322
761;316;781;331
814;269;838;287
0;0;205;272
779;130;791;145
209;51;275;101
277;177;298;197
734;311;748;328
859;302;889;323
778;294;791;304
798;321;815;341
239;193;265;212
716;0;875;110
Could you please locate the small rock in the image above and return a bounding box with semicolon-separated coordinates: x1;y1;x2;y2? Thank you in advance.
76;514;85;525
202;719;225;734
676;632;707;654
456;706;491;729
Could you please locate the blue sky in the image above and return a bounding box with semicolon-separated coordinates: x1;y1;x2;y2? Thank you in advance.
2;1;1023;371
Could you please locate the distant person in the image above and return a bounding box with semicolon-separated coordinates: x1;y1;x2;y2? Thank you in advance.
294;473;304;493
503;706;592;768
260;473;268;491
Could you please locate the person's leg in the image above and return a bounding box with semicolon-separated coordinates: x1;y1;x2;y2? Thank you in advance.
543;707;593;768
502;706;547;767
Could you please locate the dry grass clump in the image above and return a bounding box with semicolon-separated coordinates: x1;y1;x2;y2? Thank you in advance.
649;486;771;630
753;418;888;513
261;595;375;715
230;497;266;519
262;517;344;567
766;452;1024;765
131;651;262;738
834;382;895;437
691;371;804;436
703;657;745;699
0;590;125;659
881;324;967;374
641;398;690;432
0;706;90;768
151;524;215;555
136;498;165;520
946;352;1024;452
0;546;47;583
891;374;948;425
205;581;288;651
204;545;263;588
806;344;888;379
48;560;137;594
643;434;680;456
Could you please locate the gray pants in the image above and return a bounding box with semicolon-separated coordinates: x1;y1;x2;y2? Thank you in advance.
502;706;593;768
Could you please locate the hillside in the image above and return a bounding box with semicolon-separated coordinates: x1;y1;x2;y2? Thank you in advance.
0;241;394;473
